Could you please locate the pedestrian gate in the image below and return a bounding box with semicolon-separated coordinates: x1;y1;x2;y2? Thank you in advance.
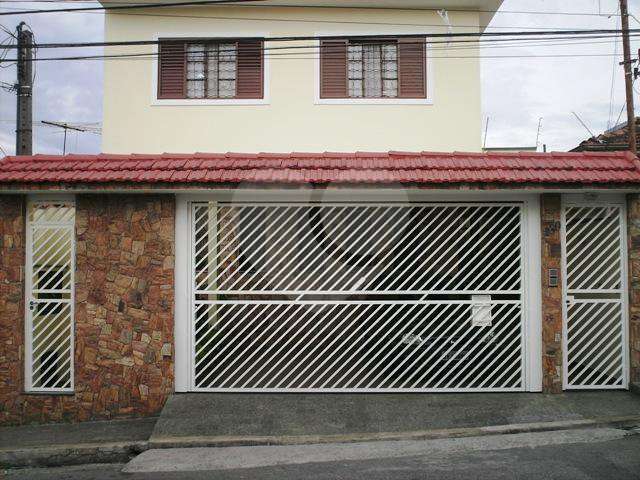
562;203;628;389
190;202;526;392
25;199;75;392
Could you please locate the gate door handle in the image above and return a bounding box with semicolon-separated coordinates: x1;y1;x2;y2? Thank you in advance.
28;300;37;312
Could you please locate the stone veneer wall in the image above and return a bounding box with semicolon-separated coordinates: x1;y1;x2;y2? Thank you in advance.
540;193;563;393
627;194;640;386
0;194;175;425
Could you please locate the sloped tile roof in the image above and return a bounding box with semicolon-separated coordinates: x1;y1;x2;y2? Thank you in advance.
1;151;640;186
571;118;640;152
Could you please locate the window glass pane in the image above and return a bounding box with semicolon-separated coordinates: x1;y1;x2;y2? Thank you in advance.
187;43;205;99
219;80;236;98
187;80;205;98
362;44;382;98
382;43;398;97
347;41;398;98
219;43;237;61
383;79;398;97
348;44;362;60
348;44;363;97
349;80;363;98
187;41;237;99
206;44;219;98
219;61;236;80
382;43;397;61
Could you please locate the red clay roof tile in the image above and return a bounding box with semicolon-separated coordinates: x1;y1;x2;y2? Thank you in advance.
1;151;640;186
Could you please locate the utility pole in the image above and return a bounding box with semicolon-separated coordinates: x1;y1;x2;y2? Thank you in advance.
619;0;637;154
41;121;87;155
15;22;33;156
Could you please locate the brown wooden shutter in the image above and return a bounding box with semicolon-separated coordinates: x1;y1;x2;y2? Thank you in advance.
236;40;264;99
398;37;427;99
158;41;186;99
320;39;348;99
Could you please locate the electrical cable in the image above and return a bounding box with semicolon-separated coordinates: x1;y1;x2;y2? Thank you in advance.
0;28;638;50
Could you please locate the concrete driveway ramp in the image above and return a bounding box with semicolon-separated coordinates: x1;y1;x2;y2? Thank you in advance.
149;392;640;446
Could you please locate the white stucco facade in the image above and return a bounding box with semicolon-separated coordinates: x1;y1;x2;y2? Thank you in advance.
102;4;486;153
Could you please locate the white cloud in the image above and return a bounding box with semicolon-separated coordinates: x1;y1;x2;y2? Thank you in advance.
482;0;640;151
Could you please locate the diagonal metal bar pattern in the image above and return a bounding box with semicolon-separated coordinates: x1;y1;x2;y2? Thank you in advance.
193;203;523;294
191;202;525;392
26;202;75;392
563;205;626;390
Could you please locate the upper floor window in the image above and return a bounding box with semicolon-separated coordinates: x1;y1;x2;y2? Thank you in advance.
158;39;263;100
320;37;427;100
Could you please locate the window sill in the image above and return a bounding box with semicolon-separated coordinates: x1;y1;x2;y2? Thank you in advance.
315;98;433;106
152;98;270;106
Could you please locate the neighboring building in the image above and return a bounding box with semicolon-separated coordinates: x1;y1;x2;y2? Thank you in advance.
1;1;640;427
572;118;640;152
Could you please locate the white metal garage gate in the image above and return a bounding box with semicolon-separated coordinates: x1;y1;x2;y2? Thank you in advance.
190;202;527;392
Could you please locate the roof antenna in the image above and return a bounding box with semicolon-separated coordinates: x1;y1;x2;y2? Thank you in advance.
572;111;596;138
41;120;88;155
483;116;490;149
535;117;543;152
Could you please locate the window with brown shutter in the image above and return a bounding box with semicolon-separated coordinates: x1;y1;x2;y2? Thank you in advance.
158;42;186;99
320;40;348;98
157;39;264;100
320;37;426;99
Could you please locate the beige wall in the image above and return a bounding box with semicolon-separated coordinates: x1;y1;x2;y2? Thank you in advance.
102;6;483;153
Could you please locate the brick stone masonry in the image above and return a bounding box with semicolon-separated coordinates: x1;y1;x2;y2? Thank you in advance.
0;196;27;423
627;194;640;385
0;194;175;425
541;193;563;393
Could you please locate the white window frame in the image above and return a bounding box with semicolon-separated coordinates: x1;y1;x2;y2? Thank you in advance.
151;31;271;106
174;191;541;392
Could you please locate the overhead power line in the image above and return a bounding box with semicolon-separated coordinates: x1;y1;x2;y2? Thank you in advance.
0;28;638;50
0;7;611;32
0;32;638;64
0;0;626;18
1;51;636;64
0;0;270;16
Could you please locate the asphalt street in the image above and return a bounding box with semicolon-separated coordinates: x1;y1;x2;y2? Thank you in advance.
4;427;640;480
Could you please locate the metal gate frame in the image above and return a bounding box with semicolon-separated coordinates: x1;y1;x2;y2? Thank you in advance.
561;195;630;390
173;192;543;393
24;194;76;393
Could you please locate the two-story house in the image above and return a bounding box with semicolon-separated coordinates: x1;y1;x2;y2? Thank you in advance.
101;0;497;153
1;0;640;426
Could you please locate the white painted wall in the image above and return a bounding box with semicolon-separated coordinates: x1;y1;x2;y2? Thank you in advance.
102;6;483;153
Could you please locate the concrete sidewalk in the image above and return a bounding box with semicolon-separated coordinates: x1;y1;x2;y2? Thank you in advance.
150;391;640;447
0;417;156;468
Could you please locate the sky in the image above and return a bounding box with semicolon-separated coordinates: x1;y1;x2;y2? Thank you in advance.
0;0;638;155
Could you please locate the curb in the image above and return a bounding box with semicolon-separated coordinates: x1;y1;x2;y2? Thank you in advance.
0;441;148;469
3;415;640;469
147;415;640;449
